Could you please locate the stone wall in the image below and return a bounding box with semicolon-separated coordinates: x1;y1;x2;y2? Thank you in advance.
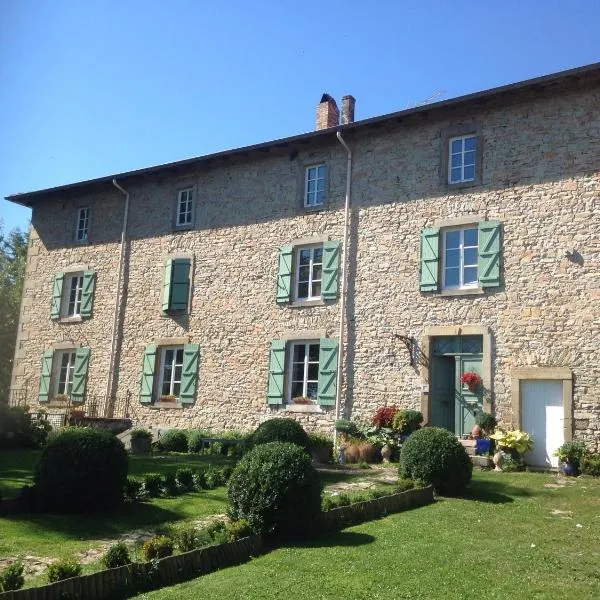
11;81;600;450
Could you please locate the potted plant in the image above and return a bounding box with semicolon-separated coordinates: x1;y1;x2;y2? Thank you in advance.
53;394;69;403
159;395;177;404
460;372;482;393
490;429;534;471
473;411;497;450
130;428;153;454
68;409;85;425
554;441;588;476
293;396;315;405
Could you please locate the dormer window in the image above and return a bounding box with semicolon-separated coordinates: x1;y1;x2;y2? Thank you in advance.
75;208;89;242
176;188;195;228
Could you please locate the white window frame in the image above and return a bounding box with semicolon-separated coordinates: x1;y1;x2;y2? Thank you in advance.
55;350;76;397
176;188;195;228
64;273;84;317
75;207;90;242
448;135;477;184
304;165;326;208
287;341;320;403
294;245;323;301
442;226;479;290
157;346;185;399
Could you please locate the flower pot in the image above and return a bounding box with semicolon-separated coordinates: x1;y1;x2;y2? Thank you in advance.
493;450;504;472
560;460;579;476
380;444;392;463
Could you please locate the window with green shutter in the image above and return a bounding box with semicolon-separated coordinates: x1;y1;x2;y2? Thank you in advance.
38;349;54;402
180;344;200;405
51;270;96;319
162;258;191;314
51;273;64;319
276;247;293;304
267;340;286;404
140;344;157;403
71;347;91;402
317;338;338;406
420;228;440;291
478;221;501;288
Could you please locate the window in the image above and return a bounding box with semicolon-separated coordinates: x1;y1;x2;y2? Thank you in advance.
266;338;338;406
51;270;96;320
289;342;320;401
56;351;76;396
162;258;191;314
75;208;89;242
295;246;323;301
420;221;501;292
276;241;339;304
139;343;200;404
448;135;477;184
304;165;327;208
442;227;478;289
176;188;195;228
158;347;184;398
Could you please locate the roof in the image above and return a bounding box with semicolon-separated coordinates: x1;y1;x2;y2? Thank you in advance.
7;61;600;207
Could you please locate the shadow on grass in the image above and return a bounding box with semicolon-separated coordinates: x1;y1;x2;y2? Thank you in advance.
459;477;534;504
286;530;376;549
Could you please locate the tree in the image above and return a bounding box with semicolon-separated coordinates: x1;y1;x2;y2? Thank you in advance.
0;223;28;401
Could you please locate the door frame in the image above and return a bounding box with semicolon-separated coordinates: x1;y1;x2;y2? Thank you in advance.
420;325;492;426
511;367;573;442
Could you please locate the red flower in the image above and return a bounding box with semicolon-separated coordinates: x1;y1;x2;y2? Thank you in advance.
372;405;398;428
460;372;482;389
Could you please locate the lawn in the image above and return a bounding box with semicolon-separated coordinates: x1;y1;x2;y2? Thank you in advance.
133;471;600;600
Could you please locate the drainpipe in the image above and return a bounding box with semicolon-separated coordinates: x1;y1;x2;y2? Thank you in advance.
105;179;130;403
334;131;352;451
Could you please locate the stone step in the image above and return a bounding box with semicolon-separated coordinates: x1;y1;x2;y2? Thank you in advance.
470;455;494;468
459;439;477;447
463;446;477;456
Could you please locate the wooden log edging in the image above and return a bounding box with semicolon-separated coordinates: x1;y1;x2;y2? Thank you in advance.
0;534;263;600
321;485;434;531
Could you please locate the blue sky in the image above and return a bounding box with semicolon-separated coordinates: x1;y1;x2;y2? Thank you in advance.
1;0;598;232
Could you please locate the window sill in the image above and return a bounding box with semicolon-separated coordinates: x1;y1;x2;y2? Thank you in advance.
172;224;194;232
285;404;324;414
289;298;328;308
151;402;184;410
302;204;326;214
445;179;482;191
58;316;84;323
440;287;484;297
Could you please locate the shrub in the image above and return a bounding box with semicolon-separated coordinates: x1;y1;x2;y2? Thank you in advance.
130;428;153;442
175;468;194;490
171;524;201;552
344;441;361;463
0;405;50;449
335;419;360;438
554;441;588;465
357;441;378;463
158;429;188;453
187;429;211;453
124;477;143;501
205;521;228;544
399;427;472;495
142;536;174;561
392;409;424;435
193;468;207;489
163;472;179;496
474;411;497;434
221;465;234;482
308;433;333;463
372;406;398;428
46;558;82;583
102;542;131;569
581;454;600;476
228;442;322;538
0;561;25;591
227;519;252;541
143;473;163;497
34;428;128;512
250;418;310;452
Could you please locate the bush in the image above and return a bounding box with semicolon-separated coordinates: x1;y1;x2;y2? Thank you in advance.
205;521;229;544
372;406;398;428
102;542;131;569
142;536;174;561
204;466;223;489
171;523;201;552
228;442;322;538
399;427;472;495
187;429;211;453
143;473;163;497
158;429;188;453
124;477;143;501
163;472;179;496
581;454;600;476
46;558;82;583
34;428;128;512
392;409;424;435
334;419;360;438
0;561;25;591
227;519;252;541
250;418;310;452
0;405;50;449
357;441;378;463
130;428;153;442
308;433;333;463
175;468;194;490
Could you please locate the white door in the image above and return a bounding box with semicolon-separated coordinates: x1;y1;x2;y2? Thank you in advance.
522;380;564;468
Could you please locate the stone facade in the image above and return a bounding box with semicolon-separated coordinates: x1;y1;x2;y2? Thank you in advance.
8;67;600;451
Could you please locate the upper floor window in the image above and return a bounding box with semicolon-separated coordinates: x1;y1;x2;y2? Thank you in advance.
66;274;84;316
38;347;91;403
51;270;96;320
161;258;191;314
158;346;184;399
442;227;478;289
448;135;477;184
56;350;76;396
176;188;195;228
304;165;327;208
296;246;323;301
75;208;89;242
289;341;320;401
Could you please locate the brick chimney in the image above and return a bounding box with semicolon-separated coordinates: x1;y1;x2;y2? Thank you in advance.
341;95;356;125
316;93;339;130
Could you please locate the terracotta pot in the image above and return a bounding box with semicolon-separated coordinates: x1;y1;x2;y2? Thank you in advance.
380;444;392;463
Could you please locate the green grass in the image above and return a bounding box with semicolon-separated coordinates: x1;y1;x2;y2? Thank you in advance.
0;450;233;561
133;471;600;600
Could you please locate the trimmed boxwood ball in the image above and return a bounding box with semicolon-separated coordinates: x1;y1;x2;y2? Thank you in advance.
34;427;128;512
157;429;188;452
227;442;322;538
399;427;472;495
250;418;310;451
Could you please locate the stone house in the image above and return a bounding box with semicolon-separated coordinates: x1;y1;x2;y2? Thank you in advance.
6;63;600;467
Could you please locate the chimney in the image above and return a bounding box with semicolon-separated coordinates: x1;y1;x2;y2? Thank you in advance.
342;95;356;125
316;93;339;130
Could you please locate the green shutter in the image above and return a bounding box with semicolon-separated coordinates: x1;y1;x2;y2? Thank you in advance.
71;347;90;402
51;273;64;319
80;271;96;317
318;338;338;406
140;344;157;404
170;259;191;312
161;259;173;313
478;220;501;288
322;241;340;300
180;344;200;405
267;340;286;404
38;349;54;402
420;228;440;291
276;246;293;304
